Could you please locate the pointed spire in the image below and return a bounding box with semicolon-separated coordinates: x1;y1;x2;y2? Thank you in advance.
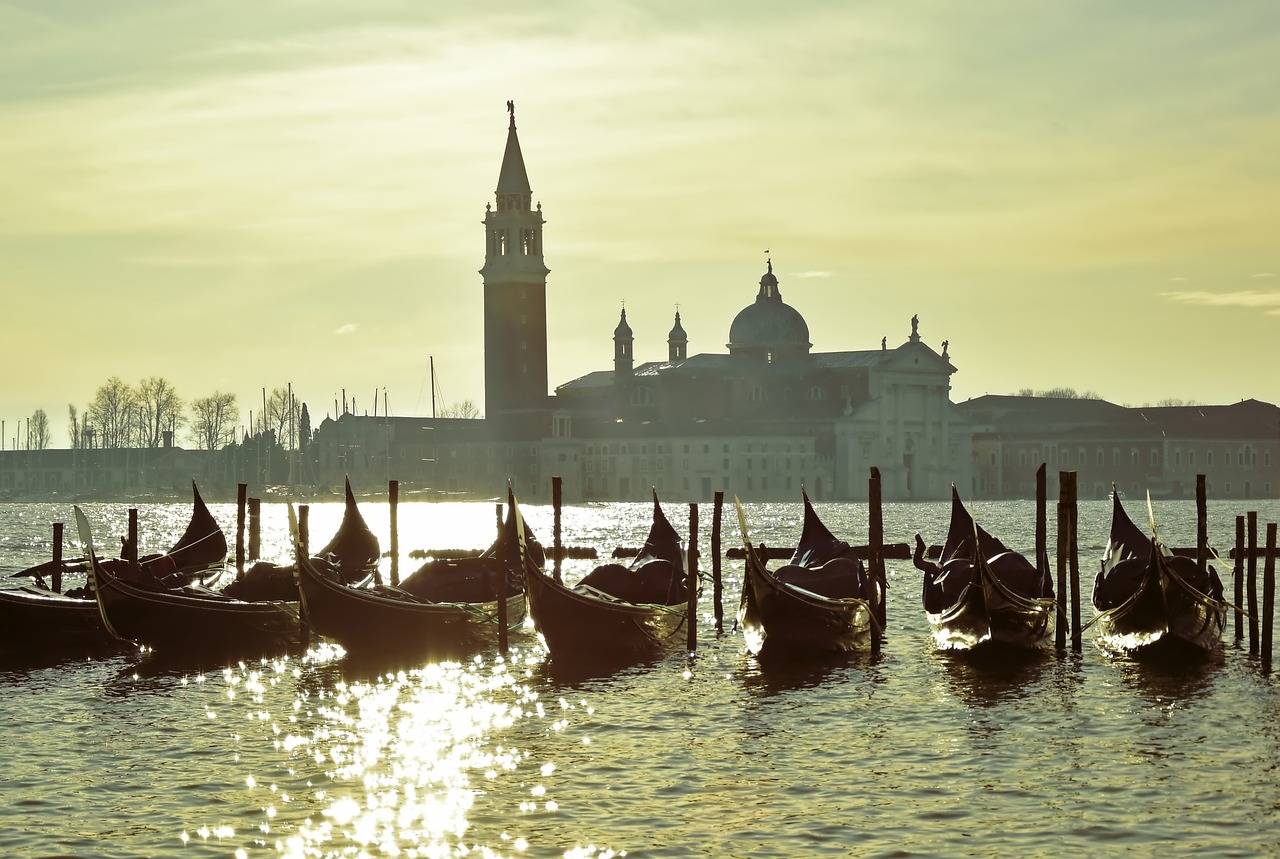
496;100;532;198
614;307;633;339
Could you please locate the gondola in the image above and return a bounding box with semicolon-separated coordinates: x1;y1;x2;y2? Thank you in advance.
912;486;1056;652
294;491;534;658
0;482;228;654
78;504;299;658
75;482;380;658
523;490;689;662
1090;489;1226;656
736;491;881;658
221;478;380;602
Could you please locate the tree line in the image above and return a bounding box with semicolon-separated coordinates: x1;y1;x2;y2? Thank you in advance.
8;378;308;452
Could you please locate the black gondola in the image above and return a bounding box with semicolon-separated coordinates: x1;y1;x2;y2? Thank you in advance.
736;491;881;658
294;493;533;658
523;490;689;662
0;482;227;654
912;486;1056;652
1091;489;1226;656
77;482;378;658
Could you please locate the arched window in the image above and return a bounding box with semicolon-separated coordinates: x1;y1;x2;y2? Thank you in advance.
749;386;768;403
805;386;824;401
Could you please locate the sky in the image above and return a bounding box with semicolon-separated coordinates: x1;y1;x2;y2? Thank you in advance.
2;1;1277;448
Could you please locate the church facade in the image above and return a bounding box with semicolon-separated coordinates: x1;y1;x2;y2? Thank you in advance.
309;105;973;502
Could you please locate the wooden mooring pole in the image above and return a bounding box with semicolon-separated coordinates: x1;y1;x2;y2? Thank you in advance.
1055;473;1067;651
1234;516;1245;641
552;475;563;584
868;467;884;654
127;509;138;566
1195;475;1208;574
1056;472;1081;651
248;498;261;561
51;522;64;594
298;505;310;648
1263;523;1276;671
687;503;699;653
388;480;398;587
712;491;724;633
496;501;508;657
1248;511;1259;654
1035;464;1047;582
236;483;247;579
869;467;886;635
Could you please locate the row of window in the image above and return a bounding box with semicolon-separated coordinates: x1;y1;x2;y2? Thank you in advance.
583;474;804;495
584;456;809;474
996;447;1271;468
583;441;808;457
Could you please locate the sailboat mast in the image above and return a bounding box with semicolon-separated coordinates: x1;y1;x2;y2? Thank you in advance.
430;356;436;419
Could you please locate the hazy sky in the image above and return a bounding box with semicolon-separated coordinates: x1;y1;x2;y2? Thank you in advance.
2;1;1277;446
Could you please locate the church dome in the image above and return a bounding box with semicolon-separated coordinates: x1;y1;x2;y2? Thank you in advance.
727;260;811;359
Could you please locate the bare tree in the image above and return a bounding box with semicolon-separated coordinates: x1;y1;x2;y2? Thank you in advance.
439;399;481;419
88;377;138;448
138;376;185;447
1015;387;1102;400
265;386;301;449
28;409;51;450
67;404;82;449
189;391;240;451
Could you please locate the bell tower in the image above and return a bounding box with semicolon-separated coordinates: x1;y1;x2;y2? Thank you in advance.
480;101;549;417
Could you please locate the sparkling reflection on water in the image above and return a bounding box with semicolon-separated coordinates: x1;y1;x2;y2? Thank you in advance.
0;498;1277;858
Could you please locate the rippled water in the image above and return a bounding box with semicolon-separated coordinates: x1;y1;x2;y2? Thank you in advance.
1;497;1277;858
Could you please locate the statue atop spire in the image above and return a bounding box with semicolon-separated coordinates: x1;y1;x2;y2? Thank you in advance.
507;99;515;129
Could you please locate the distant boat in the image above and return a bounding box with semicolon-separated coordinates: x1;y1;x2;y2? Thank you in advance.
1091;489;1226;656
913;486;1056;653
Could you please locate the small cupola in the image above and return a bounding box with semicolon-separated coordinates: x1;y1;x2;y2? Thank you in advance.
667;310;687;363
613;308;634;376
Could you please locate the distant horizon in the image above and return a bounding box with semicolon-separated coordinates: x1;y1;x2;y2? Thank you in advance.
3;3;1276;436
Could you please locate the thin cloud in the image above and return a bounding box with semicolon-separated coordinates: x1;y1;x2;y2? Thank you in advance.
334;323;358;335
1251;272;1275;278
1163;290;1280;316
793;271;832;279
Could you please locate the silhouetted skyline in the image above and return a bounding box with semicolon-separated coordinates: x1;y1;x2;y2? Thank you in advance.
2;3;1276;442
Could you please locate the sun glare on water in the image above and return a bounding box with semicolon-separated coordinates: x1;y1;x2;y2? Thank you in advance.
191;645;601;858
